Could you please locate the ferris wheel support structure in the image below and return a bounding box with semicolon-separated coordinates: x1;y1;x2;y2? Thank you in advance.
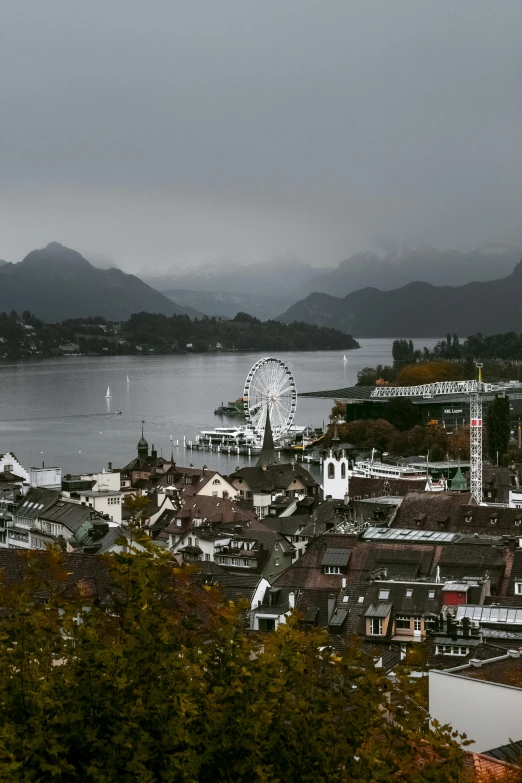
370;376;510;505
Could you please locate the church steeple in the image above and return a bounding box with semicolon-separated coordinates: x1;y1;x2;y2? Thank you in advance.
256;406;278;467
137;420;149;461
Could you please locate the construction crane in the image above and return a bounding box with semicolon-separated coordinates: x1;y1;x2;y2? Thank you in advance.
370;369;512;505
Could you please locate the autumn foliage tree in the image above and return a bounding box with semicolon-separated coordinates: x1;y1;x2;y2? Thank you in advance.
395;361;465;387
0;542;472;782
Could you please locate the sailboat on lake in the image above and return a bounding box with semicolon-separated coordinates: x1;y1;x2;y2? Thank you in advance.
105;386;112;398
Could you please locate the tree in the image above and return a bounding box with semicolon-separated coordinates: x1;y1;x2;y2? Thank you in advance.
486;394;511;463
330;399;347;421
384;397;419;431
395;361;465;387
448;425;471;460
123;492;152;526
0;545;471;782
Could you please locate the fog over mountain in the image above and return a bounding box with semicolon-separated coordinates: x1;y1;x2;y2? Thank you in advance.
0;2;521;271
0;243;198;322
143;246;520;319
278;261;522;338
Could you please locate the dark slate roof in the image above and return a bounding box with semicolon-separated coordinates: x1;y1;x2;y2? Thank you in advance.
365;603;392;618
364;581;443;618
391;491;473;529
0;550;213;625
455;654;522;689
228;463;318;492
16;487;60;517
203;571;261;603
42;500;105;533
349;477;427;500
392;491;522;536
484;740;522;765
256;407;278;467
321;548;351;567
16;488;107;533
261;515;310;537
95;526;126;554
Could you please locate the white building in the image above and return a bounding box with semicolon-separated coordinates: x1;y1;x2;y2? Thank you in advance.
1;452;30;491
29;466;62;490
323;449;349;500
63;470;124;524
429;650;522;752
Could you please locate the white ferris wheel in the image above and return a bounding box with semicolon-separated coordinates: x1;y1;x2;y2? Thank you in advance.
244;357;297;440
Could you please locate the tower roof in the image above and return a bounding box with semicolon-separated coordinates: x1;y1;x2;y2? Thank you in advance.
137;421;148;449
450;465;468;491
256;406;278;467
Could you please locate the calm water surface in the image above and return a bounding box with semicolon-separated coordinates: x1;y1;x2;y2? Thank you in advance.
0;339;440;475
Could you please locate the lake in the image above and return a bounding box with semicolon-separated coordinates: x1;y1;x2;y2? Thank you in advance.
0;338;441;476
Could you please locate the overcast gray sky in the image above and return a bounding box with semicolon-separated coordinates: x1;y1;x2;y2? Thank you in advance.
0;0;520;272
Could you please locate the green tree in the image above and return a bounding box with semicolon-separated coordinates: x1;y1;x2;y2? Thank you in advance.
0;545;472;782
486;393;511;463
384;397;419;431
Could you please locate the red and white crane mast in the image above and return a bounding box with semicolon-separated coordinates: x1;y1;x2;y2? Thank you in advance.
370;370;510;505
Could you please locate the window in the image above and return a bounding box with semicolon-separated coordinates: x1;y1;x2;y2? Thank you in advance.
4;464;13;472
242;559;249;567
405;589;413;598
413;617;422;632
245;491;252;499
188;537;192;546
212;491;218;497
435;645;469;656
258;618;276;632
194;537;199;546
369;618;383;635
324;566;342;574
396;615;410;630
167;475;173;484
328;463;335;479
515;582;522;595
378;589;390;600
212;479;220;485
274;558;280;566
341;463;346;479
231;558;239;566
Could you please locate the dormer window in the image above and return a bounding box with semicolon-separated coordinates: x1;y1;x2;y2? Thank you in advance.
515;519;522;527
465;514;473;524
490;516;497;525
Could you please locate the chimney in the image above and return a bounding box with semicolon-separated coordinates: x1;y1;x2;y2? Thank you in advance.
151;444;157;460
328;594;336;623
289;591;295;609
108;461;112;472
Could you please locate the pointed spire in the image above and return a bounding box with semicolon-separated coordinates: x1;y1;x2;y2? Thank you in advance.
257;405;278;466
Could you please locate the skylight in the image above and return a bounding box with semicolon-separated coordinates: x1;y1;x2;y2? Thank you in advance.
406;589;413;598
378;589;390;600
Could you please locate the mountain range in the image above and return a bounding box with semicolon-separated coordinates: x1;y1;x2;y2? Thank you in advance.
0;243;199;322
142;246;520;319
278;261;522;337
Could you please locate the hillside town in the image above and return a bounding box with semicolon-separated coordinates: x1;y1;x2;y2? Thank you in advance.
3;400;522;776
